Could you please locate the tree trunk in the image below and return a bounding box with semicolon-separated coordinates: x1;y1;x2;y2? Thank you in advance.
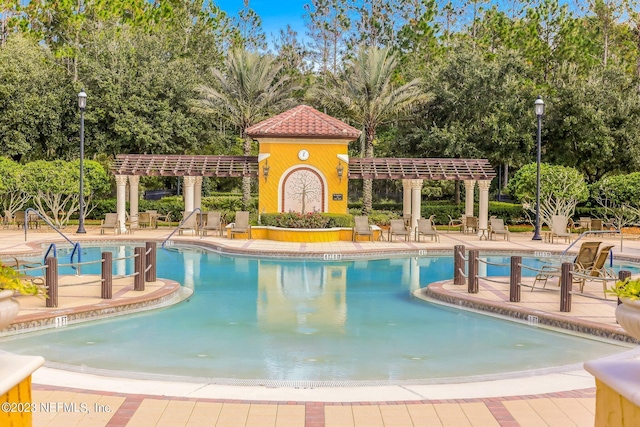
503;164;509;188
242;134;252;210
362;126;375;214
454;180;460;204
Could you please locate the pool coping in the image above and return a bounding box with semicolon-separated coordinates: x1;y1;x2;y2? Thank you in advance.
416;281;636;343
1;280;190;337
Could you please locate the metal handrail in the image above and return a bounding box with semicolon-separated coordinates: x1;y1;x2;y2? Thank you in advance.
44;243;57;263
24;208;76;247
69;242;82;274
161;208;202;249
560;229;621;257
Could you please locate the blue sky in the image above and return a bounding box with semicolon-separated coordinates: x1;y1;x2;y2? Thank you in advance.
215;0;309;41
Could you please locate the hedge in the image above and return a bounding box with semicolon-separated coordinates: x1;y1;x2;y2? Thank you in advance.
260;212;353;228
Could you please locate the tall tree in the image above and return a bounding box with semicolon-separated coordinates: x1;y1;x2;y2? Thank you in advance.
310;46;427;214
194;49;298;209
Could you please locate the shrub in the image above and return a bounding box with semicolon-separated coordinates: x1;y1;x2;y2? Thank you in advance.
261;212;352;228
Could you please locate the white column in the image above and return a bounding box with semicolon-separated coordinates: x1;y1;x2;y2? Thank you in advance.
478;180;491;234
183;176;196;212
464;180;476;217
402;179;412;219
194;176;203;210
128;175;140;229
115;175;128;233
410;179;423;233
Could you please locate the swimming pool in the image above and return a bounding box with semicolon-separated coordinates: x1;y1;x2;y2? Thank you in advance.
0;245;634;383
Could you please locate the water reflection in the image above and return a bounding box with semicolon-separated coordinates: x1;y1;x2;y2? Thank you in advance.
257;261;347;333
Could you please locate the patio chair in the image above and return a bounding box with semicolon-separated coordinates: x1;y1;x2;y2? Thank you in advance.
352;216;374;241
178;211;198;235
138;212;152;228
230;211;251;239
447;215;464;233
550;215;572;244
590;219;603;231
14;211;26;229
1;210;10;228
200;211;223;237
573;245;616;298
530;241;602;291
578;217;592;232
488;218;510;241
415;217;439;242
465;216;478;234
388;219;411;241
100;213;119;235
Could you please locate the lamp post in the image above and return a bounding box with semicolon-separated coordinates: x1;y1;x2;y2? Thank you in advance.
532;96;545;241
76;90;87;234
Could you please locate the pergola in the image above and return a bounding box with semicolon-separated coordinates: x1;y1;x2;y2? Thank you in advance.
111;154;495;234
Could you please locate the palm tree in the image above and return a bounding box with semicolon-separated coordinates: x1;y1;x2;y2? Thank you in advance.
310;46;428;214
194;49;297;209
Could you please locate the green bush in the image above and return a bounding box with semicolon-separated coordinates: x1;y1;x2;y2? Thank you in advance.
260;212;353;228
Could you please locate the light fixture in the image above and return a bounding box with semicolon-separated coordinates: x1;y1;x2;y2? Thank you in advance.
263;159;270;182
76;89;87;234
532;96;545;241
336;162;344;182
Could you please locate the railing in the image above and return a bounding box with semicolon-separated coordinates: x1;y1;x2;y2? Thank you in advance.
30;242;157;308
452;246;626;313
161;208;202;249
24;208;76;246
25;208;82;269
560;229;621;258
44;243;57;263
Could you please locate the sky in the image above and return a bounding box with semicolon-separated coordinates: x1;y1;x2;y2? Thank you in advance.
215;0;310;43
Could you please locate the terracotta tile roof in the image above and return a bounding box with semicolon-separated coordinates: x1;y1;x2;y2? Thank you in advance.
246;105;361;139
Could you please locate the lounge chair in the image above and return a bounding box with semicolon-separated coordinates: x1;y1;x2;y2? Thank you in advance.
531;241;602;291
100;213;120;235
352;216;373;241
447;215;464;233
415;217;439;242
488;218;510;241
200;211;223;237
388;219;411;241
178;211;198;235
230;211;251;239
574;244;616;297
550;215;572;244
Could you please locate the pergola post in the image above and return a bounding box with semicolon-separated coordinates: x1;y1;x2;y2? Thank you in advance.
464;180;476;218
402;179;412;220
115;175;128;234
128;175;140;229
194;176;203;211
183;176;196;213
410;179;423;233
478;180;491;235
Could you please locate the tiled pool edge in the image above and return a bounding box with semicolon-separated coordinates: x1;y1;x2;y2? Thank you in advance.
419;281;637;344
0;280;190;337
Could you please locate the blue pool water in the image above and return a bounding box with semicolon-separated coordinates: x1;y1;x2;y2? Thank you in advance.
0;245;634;382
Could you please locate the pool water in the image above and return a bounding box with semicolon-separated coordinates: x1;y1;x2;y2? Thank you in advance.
0;246;633;382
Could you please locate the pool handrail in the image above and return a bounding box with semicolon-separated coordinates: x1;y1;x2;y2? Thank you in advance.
25;208;82;271
560;229;621;259
161;208;202;249
69;242;82;274
44;243;57;263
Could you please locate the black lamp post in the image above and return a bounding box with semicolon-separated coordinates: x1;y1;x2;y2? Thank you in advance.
76;90;87;234
532;96;545;241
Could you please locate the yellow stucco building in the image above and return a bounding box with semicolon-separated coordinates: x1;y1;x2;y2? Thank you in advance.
246;105;361;216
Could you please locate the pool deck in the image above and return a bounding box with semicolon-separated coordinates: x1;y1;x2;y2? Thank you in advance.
1;226;639;426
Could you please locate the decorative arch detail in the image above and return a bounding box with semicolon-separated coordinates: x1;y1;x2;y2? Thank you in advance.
280;167;326;213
